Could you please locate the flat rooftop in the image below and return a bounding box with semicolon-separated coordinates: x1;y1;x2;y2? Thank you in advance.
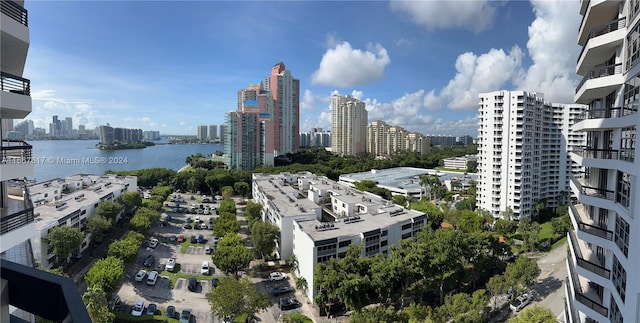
339;167;479;193
253;173;321;217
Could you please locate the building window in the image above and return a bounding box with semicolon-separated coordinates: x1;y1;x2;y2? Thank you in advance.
401;223;412;230
615;215;630;257
338;252;346;258
381;230;388;237
94;203;99;208
338;240;351;248
627;20;640;70
620;127;636;162
401;232;412;239
616;171;631;208
612;255;627;303
380;240;388;247
610;296;623;323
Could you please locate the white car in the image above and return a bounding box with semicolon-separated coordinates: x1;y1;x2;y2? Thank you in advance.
149;238;159;248
201;261;210;275
510;293;532;312
131;299;145;316
165;257;176;272
134;270;146;282
268;272;287;282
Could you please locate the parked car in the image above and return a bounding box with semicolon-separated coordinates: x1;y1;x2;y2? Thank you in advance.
135;270;147;282
108;295;121;311
166;257;176;272
204;245;212;254
131;300;145;316
209;217;214;224
180;308;192;323
169;235;177;242
197;234;204;244
146;303;157;315
190;235;197;243
166;305;176;319
268;272;287;282
278;297;300;310
211;278;219;289
201;261;210;275
188;277;199;292
183;223;192;229
510;293;532;312
271;285;294;296
148;238;159;248
143;255;155;268
177;234;184;242
147;271;159;286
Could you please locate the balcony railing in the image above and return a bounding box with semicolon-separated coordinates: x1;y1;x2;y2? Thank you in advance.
0;259;90;322
569;230;611;279
575;106;638;122
578;17;626;63
570;175;616;200
0;71;31;96
569;203;614;241
567;264;609;318
0;0;28;26
0;139;32;164
0;183;35;235
576;64;622;94
572;146;619;160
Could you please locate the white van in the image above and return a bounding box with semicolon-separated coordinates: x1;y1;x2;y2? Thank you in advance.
147;271;158;286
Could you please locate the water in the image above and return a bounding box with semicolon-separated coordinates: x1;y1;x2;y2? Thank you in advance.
28;139;225;182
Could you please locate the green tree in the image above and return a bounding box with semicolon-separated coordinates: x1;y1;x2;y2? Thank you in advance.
44;266;68;277
419;228;468;304
141;199;162;211
436;289;488;322
120;191;142;215
392;194;408;207
95;200;123;224
210;277;269;319
295;277;308;294
494;219;517;236
288;254;299;276
458;210;482;233
486;274;509;308
48;226;84;264
129;213;151;234
222;186;234;199
86;215;112;241
503;256;541;294
350;305;408;323
82;286;115;323
213;212;240;237
250;221;280;259
244;200;263;228
219;199;237;214
500;207;514;221
507;305;556;323
234;181;250;200
84;256;124;295
107;232;144;262
212;233;253;278
518;218;541;252
135;206;161;223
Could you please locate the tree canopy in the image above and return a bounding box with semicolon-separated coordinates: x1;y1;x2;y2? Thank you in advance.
250;221;280;259
82;285;115;323
95;200;123;223
84;256;124;295
48;226;84;264
212;233;252;278
209;277;269;318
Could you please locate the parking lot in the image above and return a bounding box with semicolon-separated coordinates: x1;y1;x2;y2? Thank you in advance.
115;192;223;323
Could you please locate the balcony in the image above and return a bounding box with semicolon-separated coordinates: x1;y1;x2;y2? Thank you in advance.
568;230;611;280
1;259;91;322
575;106;637;122
1;0;28;26
570;175;615;201
569;203;613;241
577;17;626;69
0;184;34;236
566;255;609;319
0;72;32;119
0;140;32;164
571;146;618;160
575;64;623;103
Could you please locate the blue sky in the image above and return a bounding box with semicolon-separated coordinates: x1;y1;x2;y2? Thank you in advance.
22;0;581;136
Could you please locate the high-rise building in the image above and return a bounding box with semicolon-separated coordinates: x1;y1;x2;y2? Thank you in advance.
300;128;331;148
477;91;585;219
264;62;300;156
366;120;430;156
225;82;275;170
564;2;640;322
197;125;208;141
208;125;218;141
331;95;368;156
219;124;228;146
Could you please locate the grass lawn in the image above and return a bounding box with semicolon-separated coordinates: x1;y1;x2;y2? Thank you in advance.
551;236;568;250
539;221;555;241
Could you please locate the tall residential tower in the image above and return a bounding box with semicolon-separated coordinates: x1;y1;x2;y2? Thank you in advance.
264;62;300;156
330;95;368;156
565;1;640;322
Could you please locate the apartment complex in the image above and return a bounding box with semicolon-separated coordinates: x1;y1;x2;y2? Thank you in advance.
300;128;331;148
331;95;368;156
443;155;478;170
429;134;474;146
225;82;275;170
477;91;585;219
264;62;300;156
28;174;137;269
197;125;208;141
367;120;431;156
564;2;640;322
97;125;143;144
252;172;428;303
208;125;218;141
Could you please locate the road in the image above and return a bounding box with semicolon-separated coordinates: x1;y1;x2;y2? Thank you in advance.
531;242;568;322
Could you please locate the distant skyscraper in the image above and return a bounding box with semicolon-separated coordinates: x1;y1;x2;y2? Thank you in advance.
263;62;300;156
219;124;228;146
331;95;367;156
197;125;208;141
209;125;218;140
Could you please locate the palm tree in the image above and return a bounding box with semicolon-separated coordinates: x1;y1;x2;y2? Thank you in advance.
288;255;299;276
295;277;308;294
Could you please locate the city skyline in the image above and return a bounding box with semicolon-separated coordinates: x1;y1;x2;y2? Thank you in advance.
19;1;580;136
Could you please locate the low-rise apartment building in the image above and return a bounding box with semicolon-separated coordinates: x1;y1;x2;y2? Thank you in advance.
28;174;137;269
443;155;478;170
252;172;427;303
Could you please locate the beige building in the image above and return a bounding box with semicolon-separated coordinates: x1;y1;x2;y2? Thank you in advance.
366;120;430;156
331;95;367;156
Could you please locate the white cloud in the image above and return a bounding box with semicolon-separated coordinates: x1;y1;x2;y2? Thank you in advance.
390;0;499;33
300;90;330;110
513;0;581;103
311;41;391;87
393;37;412;47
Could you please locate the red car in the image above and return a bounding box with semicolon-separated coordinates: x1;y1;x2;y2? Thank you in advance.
177;234;184;242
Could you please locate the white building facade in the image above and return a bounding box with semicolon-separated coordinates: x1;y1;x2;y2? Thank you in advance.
331;95;368;156
252;172;427;304
28;174;137;269
565;1;640;323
